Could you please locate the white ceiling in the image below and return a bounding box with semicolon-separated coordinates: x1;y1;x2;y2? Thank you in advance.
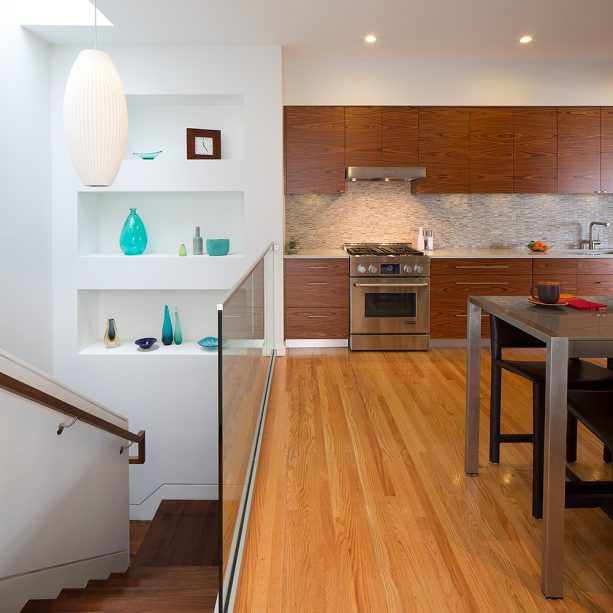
23;0;613;61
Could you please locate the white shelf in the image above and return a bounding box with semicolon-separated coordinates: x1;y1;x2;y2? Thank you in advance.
79;253;245;259
80;340;217;356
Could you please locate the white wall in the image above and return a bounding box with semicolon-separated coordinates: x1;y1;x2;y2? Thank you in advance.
284;59;613;105
50;45;284;518
0;350;129;612
0;4;52;373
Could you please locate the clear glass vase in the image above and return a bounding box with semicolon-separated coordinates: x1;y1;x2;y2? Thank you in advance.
174;308;183;345
119;208;147;255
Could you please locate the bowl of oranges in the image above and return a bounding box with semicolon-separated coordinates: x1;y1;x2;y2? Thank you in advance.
527;240;549;252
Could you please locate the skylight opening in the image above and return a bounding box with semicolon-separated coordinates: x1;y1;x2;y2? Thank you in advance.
18;0;112;27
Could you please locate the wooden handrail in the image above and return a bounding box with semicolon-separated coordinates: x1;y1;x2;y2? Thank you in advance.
0;371;146;464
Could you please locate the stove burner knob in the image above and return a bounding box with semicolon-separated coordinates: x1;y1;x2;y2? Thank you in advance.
403;264;413;274
368;265;378;274
357;264;367;273
414;265;424;274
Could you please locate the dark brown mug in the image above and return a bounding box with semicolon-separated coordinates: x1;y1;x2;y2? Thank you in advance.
530;281;560;304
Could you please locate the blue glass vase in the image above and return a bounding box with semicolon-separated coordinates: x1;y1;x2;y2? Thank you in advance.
162;304;173;345
173;308;183;345
119;208;147;255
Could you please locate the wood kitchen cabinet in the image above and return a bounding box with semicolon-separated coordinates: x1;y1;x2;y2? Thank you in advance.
416;107;470;194
600;107;613;192
577;258;613;296
533;259;577;295
557;107;601;194
284;106;345;194
345;106;419;168
430;258;532;338
513;106;558;193
469;107;514;193
284;258;349;339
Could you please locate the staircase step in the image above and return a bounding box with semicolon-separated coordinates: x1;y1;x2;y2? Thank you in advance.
86;566;217;588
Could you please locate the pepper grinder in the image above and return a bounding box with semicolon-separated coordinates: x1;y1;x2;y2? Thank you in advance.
193;226;203;255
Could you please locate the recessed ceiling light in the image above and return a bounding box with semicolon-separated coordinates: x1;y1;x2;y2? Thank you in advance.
519;35;533;44
365;34;377;44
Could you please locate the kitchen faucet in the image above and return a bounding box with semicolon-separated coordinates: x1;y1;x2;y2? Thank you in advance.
588;221;610;249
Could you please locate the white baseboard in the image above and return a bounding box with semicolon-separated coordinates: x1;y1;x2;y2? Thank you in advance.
129;484;218;520
0;550;128;613
285;339;349;348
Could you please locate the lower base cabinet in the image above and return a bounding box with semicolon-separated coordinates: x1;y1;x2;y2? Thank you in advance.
284;258;349;339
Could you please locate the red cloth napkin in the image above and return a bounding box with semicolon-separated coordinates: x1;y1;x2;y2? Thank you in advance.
566;297;607;310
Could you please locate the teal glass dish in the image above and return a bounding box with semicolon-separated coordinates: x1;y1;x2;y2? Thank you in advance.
132;150;163;160
161;304;173;345
198;337;218;350
206;238;230;256
119;208;147;255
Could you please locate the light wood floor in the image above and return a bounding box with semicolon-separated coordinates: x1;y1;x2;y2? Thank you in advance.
235;348;612;612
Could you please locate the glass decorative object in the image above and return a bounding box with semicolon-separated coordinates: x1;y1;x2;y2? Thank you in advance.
162;304;173;345
104;318;120;348
179;243;187;257
193;227;203;255
174;308;183;345
119;208;147;255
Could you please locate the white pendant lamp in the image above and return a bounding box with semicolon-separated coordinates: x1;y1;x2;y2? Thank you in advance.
63;1;127;187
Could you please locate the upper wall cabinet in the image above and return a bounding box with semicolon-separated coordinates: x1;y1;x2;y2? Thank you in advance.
470;107;513;193
416;107;470;194
284;106;345;194
557;107;601;194
345;106;419;168
513;107;558;193
601;107;613;193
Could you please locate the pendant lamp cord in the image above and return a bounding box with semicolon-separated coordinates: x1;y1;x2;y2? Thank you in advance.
94;0;98;50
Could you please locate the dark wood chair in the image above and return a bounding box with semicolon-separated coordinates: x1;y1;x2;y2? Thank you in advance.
566;390;613;515
489;315;613;518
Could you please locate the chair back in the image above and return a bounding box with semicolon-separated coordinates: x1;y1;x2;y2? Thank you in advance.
490;314;546;359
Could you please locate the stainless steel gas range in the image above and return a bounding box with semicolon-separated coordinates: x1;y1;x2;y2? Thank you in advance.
343;243;430;351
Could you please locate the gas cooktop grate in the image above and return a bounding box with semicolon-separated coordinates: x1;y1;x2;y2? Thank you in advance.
344;243;424;256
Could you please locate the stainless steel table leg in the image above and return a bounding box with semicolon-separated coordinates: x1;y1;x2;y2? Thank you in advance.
465;300;482;475
541;336;569;598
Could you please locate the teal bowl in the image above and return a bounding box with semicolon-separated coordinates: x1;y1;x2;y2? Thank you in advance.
206;238;230;256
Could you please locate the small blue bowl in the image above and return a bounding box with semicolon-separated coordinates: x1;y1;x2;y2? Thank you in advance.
135;337;157;350
198;337;219;350
132;150;163;160
206;239;230;256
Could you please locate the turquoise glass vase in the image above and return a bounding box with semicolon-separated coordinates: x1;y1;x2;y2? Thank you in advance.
173;308;183;345
162;304;173;345
119;208;147;255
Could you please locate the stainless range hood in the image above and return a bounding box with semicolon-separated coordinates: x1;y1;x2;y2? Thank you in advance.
346;166;426;182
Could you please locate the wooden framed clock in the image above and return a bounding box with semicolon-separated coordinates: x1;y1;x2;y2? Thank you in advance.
186;128;221;159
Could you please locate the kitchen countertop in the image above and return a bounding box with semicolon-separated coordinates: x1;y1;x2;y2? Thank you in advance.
284;247;613;259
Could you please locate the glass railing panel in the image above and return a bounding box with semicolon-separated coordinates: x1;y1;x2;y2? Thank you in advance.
218;244;275;612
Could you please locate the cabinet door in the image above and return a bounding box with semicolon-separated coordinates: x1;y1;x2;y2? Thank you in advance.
557;107;600;193
284;106;345;194
470;107;513;193
416;107;470;193
601;107;613;193
381;106;418;166
514;107;558;193
345;106;381;167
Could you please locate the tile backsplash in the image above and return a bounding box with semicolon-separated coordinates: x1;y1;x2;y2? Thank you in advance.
285;182;613;249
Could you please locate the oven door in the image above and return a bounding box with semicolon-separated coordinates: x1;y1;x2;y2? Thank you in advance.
351;277;430;334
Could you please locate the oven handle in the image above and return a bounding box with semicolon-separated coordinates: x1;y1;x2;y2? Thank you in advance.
353;282;429;287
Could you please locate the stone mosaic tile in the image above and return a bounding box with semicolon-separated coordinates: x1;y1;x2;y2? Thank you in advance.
286;183;613;249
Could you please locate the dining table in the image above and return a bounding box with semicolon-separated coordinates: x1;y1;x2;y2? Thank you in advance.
464;295;613;598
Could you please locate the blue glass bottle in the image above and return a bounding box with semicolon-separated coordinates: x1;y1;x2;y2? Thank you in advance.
119;208;147;255
173;308;183;345
162;304;173;345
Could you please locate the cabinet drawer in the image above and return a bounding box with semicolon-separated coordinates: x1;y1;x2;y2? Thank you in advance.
432;258;532;277
431;308;491;339
577;259;613;275
577;275;613;296
285;308;349;339
533;258;577;275
285;258;349;276
431;276;531;310
284;274;348;308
